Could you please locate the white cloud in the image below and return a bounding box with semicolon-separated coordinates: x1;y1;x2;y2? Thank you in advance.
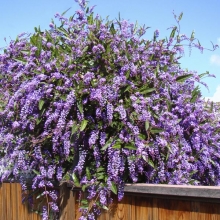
210;54;220;66
205;85;220;102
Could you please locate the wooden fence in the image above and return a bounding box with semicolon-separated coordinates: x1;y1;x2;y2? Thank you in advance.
1;182;220;219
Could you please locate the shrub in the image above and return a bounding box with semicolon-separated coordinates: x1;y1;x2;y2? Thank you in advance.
0;1;219;219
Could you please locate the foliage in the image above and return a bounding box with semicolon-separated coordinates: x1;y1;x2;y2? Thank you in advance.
0;0;220;219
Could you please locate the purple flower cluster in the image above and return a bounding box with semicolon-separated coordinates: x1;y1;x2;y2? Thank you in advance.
0;1;219;219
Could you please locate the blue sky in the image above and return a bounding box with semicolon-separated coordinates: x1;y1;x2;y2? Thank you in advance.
0;0;220;100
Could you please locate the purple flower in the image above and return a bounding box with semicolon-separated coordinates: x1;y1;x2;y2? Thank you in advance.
115;105;126;120
106;103;113;121
42;206;48;220
12;121;20;129
154;29;159;38
89;131;99;146
83;72;95;85
56;166;63;181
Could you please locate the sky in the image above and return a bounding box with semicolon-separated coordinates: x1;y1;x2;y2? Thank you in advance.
0;0;220;100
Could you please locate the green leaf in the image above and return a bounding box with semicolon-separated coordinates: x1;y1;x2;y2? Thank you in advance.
61;7;71;16
33;169;40;175
138;134;146;140
188;179;197;185
176;74;193;83
142;155;148;162
38;100;45;110
209;159;215;166
57;27;69;37
178;12;183;21
110;23;116;35
77;101;83;114
101;137;113;151
36;118;42;125
110;181;117;194
163;65;168;72
97;173;105;180
82;185;87;192
97;167;105;172
170;26;177;38
80;119;88;131
102;205;109;211
124;85;131;93
190;86;201;103
198;71;209;79
176;118;182;124
81;199;88;205
82;46;89;53
71;123;79;135
166;144;173;153
166;100;172;111
88;60;94;66
36;192;45;199
80;205;89;209
147;158;154;168
86;7;89;14
145;121;149;131
12;58;27;64
140;88;156;95
124;144;137;150
151;128;164;134
36;41;42;57
87;13;94;25
210;101;214;112
190;30;195;41
72;173;80;187
21;50;29;55
112;143;121;149
149;54;154;61
86;167;91;180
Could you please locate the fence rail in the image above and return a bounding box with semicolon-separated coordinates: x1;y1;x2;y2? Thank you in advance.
1;182;220;219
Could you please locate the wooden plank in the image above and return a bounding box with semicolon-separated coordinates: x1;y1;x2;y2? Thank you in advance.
121;195;132;220
158;198;191;220
5;183;12;220
152;198;158;220
0;184;3;220
173;200;191;220
59;184;76;220
59;184;68;220
2;184;6;220
11;183;18;220
17;183;29;220
74;191;82;220
158;198;173;220
99;209;110;220
190;201;200;220
66;190;76;220
135;196;153;220
191;202;220;220
130;195;136;220
114;197;126;220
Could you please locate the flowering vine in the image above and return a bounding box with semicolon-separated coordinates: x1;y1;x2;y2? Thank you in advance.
0;1;220;219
